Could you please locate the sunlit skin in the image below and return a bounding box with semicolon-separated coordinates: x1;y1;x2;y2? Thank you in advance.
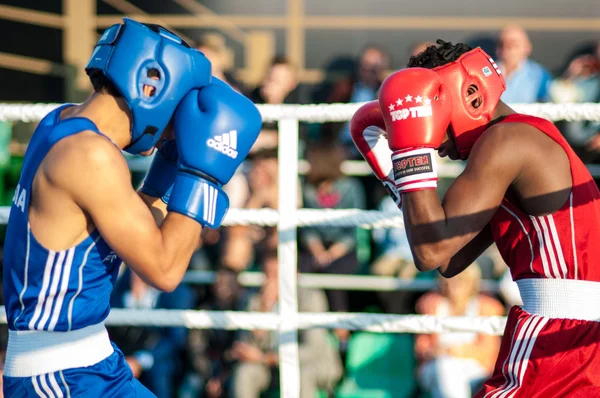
28;75;202;292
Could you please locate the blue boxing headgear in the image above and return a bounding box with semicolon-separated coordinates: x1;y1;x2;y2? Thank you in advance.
86;18;211;154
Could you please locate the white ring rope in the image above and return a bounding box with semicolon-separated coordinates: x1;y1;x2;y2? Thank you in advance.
183;271;501;292
0;306;507;335
1;102;600;123
0;207;405;228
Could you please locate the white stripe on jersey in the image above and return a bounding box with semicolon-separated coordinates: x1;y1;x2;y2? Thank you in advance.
547;215;568;278
569;193;578;279
48;248;75;331
537;216;562;278
500;205;534;273
37;250;66;330
529;217;553;278
67;236;101;331
29;251;57;329
13;223;32;327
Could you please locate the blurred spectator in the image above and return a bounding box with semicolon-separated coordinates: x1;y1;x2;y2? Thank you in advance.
221;150;280;271
496;25;552;104
299;139;366;343
323;45;391;153
250;56;301;153
231;255;342;398
371;196;415;280
371;195;418;314
221;148;303;272
109;269;195;398
326;45;390;104
415;266;504;398
250;55;300;106
197;36;244;92
550;41;600;159
181;268;246;398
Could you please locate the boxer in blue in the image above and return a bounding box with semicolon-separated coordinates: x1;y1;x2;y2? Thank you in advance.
2;18;261;397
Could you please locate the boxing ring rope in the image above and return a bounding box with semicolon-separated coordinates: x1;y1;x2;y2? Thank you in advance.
0;102;599;398
2;102;600;123
181;270;501;292
0;306;507;335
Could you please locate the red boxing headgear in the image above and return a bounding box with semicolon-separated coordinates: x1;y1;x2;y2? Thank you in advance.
433;48;506;159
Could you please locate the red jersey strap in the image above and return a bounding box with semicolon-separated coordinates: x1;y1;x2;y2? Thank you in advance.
496;113;567;144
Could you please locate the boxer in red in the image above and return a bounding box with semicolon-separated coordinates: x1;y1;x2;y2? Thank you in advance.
350;40;600;397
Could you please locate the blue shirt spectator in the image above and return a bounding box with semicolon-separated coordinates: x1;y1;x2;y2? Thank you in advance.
500;59;552;104
496;25;552;104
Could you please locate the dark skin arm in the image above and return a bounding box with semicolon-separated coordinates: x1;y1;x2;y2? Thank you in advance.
402;122;572;275
441;224;494;278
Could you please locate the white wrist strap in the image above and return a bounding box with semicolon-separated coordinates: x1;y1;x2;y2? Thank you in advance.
391;147;438;192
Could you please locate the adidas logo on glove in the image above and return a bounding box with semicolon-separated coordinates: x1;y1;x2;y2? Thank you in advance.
207;130;239;159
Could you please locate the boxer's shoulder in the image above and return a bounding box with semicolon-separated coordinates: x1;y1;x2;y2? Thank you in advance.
42;131;128;189
477;118;566;161
470;123;524;161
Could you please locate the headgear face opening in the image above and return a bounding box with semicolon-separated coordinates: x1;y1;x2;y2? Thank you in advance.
85;18;212;154
433;48;506;159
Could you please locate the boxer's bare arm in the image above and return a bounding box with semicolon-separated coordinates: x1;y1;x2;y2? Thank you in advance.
437;224;494;278
139;192;168;226
50;133;202;291
402;125;523;272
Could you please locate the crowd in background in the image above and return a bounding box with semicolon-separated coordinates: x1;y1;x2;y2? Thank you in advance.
0;24;598;398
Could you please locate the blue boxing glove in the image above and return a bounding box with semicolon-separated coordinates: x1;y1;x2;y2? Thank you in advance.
139;140;178;203
168;80;262;227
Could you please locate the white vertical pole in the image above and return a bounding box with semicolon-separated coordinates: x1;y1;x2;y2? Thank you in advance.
277;118;300;398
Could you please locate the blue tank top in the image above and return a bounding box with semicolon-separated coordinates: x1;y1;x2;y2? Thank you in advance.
3;105;122;332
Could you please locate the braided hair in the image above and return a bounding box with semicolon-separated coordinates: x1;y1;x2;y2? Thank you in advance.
407;39;473;69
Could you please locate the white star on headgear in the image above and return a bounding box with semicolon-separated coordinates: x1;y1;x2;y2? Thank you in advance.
388;103;395;111
405;94;412;102
424;98;432;105
396;98;403;106
415;95;423;103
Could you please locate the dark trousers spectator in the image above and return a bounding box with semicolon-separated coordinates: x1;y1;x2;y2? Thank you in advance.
298;250;358;313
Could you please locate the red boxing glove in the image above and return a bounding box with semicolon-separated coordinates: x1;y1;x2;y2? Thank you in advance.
378;68;452;193
350;101;401;207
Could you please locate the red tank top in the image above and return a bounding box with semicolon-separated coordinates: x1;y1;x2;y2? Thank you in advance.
489;114;600;282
